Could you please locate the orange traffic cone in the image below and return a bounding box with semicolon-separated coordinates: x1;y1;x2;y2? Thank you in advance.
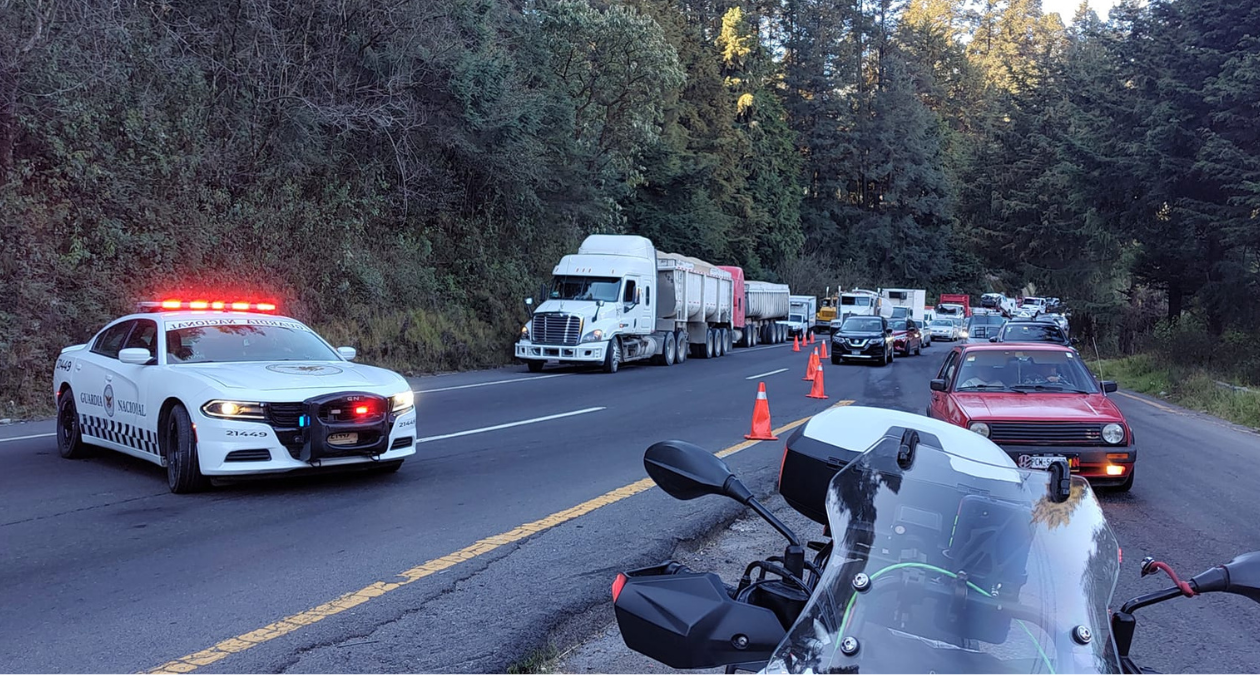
803;348;819;381
808;331;815;344
807;363;829;399
793;334;801;352
744;382;779;440
819;339;829;359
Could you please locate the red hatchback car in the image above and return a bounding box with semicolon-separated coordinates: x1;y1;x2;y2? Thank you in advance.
927;343;1135;490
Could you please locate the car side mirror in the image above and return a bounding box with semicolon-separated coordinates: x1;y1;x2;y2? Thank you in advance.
1101;380;1118;393
118;348;153;365
930;379;947;392
885;328;893;336
337;346;357;361
989;336;999;343
644;440;753;505
1071;337;1081;345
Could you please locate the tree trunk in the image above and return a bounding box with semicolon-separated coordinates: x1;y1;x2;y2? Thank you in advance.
1167;282;1182;324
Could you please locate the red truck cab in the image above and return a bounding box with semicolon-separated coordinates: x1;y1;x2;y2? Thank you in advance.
926;342;1135;490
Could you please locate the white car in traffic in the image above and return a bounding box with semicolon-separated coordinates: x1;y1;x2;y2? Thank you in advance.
927;318;962;341
52;301;417;493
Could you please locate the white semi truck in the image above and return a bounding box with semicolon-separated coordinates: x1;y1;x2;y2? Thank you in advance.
515;235;739;373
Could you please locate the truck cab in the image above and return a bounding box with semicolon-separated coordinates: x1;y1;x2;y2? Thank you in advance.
515;235;736;373
515;235;658;373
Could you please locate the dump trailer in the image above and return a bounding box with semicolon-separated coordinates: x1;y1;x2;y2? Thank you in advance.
719;266;791;347
515;235;736;373
936;293;972;319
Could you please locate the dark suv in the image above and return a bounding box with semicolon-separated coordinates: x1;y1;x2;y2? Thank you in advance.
831;315;894;366
991;318;1073;347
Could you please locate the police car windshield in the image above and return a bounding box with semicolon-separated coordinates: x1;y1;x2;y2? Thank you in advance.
166;321;338;364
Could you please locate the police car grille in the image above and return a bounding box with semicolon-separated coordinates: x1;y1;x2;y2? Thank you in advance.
266;402;304;428
988;422;1102;444
318;395;387;423
534;314;581;346
225;449;272;462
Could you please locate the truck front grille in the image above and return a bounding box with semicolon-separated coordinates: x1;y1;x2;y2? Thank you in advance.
533;314;582;346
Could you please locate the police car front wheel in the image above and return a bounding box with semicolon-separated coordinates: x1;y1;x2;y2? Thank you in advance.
57;391;92;459
165;403;210;494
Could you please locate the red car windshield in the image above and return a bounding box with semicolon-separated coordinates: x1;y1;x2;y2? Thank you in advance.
954;349;1098;393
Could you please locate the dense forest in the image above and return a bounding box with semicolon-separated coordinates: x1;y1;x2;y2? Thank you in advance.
1;0;1257;409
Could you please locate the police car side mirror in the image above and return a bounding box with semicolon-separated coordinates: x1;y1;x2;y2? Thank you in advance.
119;348;153;365
337;346;357;361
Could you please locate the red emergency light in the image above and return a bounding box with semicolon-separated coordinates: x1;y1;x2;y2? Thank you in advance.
139;300;279;313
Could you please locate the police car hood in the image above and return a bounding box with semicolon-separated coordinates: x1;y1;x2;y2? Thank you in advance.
180;361;403;392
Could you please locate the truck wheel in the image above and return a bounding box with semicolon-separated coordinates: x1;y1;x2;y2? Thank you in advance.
714;330;724;357
675;331;688;363
720;329;729;356
526;361;545;373
748;327;757;347
165;403;210;494
704;330;715;358
663;332;677;366
779;325;787;343
603;339;621;373
723;329;732;354
57;392;92;459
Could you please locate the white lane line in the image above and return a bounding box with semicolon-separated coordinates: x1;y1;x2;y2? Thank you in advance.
0;433;55;444
415;407;606;444
746;368;789;380
414;373;569;394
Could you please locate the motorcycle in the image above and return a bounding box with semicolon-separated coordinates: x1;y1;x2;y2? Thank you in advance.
611;407;1260;673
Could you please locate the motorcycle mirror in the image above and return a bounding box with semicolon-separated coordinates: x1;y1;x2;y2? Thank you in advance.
644;441;753;505
1222;552;1260;602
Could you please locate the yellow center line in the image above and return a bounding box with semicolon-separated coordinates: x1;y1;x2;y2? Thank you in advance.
1115;391;1180;414
148;400;856;674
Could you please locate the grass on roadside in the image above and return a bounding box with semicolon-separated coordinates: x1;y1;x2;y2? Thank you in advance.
505;644;561;674
1092;354;1260;430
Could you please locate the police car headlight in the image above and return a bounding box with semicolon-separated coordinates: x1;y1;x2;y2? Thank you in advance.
391;390;415;414
202;400;266;420
968;422;990;437
1102;423;1125;445
580;329;604;343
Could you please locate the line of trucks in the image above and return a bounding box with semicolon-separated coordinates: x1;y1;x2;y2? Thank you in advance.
513;233;1043;373
515;235;816;373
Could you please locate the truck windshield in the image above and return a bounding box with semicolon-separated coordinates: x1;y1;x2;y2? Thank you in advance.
790;314;805;323
549;276;621;302
842;296;872;306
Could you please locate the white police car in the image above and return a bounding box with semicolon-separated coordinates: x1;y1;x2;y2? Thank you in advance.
52;300;417;493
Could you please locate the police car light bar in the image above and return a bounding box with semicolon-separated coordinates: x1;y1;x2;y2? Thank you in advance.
137;300;278;313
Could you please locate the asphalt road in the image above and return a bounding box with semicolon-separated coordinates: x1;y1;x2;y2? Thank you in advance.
1;340;1257;673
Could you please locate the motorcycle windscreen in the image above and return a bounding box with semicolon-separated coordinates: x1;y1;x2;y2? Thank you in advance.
764;434;1121;674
